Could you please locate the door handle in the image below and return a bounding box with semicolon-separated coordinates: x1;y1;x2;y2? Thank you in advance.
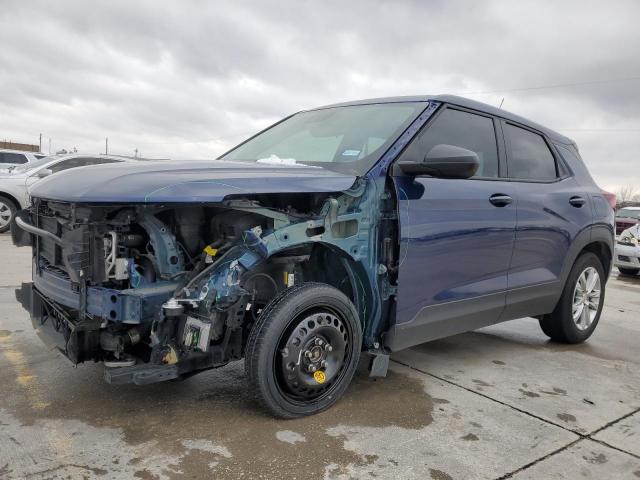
489;194;512;207
569;196;586;207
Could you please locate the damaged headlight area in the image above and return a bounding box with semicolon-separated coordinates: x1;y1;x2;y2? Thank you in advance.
14;181;386;385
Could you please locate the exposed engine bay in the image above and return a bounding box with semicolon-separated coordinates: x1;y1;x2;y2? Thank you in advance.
14;177;398;384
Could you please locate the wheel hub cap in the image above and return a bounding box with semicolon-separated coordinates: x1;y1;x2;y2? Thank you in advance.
278;312;349;399
0;201;11;229
572;266;601;331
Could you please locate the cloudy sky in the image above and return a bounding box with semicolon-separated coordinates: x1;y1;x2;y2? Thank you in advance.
1;0;639;191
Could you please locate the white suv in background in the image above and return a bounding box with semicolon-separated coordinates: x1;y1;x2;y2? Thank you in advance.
0;149;47;172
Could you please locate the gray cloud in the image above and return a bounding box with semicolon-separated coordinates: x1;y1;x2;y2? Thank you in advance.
1;0;639;190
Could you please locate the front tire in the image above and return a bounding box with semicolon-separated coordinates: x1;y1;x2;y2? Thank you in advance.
245;282;362;418
539;252;605;344
0;197;17;234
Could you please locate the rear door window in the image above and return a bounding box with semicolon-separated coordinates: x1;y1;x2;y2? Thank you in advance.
401;108;500;178
0;152;28;164
505;124;557;181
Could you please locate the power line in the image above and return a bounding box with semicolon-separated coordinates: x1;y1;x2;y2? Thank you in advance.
457;76;640;95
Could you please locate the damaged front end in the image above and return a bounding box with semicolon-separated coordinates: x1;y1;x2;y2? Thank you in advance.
14;176;395;384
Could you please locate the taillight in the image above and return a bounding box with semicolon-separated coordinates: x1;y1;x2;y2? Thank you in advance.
602;190;617;210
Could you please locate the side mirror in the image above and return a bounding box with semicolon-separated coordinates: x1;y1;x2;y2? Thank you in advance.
36;168;53;178
398;144;479;179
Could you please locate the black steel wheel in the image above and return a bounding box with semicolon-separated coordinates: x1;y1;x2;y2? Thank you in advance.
245;282;362;418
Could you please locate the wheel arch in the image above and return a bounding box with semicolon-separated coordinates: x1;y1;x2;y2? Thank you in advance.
0;191;21;209
560;227;613;286
264;241;373;332
581;241;612;277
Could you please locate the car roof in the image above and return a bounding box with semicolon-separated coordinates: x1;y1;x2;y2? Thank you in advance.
619;206;640;210
310;94;574;145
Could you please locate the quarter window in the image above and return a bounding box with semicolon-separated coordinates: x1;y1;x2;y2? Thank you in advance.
402;108;499;178
505;124;557;181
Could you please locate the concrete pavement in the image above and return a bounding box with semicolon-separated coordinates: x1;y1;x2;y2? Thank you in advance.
0;233;638;479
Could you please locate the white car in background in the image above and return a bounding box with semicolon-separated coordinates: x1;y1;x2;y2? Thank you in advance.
614;224;640;275
0;149;48;172
0;154;130;233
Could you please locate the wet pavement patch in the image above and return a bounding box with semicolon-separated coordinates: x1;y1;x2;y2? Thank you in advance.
582;451;608;464
519;388;541;398
429;467;453;480
0;359;434;479
557;413;576;423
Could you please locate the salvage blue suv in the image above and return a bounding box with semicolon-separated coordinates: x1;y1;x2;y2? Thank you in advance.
12;95;614;417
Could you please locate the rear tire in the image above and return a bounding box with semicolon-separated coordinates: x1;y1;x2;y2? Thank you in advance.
245;282;362;418
618;267;639;276
0;196;17;234
539;252;605;344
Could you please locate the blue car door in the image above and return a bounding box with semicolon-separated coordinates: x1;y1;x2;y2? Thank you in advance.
499;122;594;319
385;106;517;351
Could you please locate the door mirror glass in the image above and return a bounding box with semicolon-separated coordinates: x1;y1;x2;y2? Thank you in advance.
398;144;479;179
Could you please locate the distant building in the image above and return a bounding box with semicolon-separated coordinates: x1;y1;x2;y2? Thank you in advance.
0;140;39;152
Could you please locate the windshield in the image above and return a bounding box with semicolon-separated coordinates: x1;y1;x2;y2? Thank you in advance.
618;208;640;219
219;102;427;175
11;156;53;173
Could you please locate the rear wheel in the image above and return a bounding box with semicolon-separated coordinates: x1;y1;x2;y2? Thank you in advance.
245;282;362;418
0;197;18;233
618;267;639;276
539;252;605;344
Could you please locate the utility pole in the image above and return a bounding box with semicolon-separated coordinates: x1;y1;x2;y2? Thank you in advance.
39;133;42;152
48;138;51;154
134;148;138;158
105;137;109;155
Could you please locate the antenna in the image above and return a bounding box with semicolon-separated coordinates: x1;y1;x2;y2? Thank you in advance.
499;97;505;109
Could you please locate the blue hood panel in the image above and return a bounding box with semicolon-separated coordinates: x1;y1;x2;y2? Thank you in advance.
30;161;357;203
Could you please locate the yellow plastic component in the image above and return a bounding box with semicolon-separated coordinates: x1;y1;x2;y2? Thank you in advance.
162;346;178;365
203;245;218;257
283;271;289;286
313;370;326;384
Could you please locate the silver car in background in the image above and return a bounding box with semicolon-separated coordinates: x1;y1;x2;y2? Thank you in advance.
0;154;130;232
